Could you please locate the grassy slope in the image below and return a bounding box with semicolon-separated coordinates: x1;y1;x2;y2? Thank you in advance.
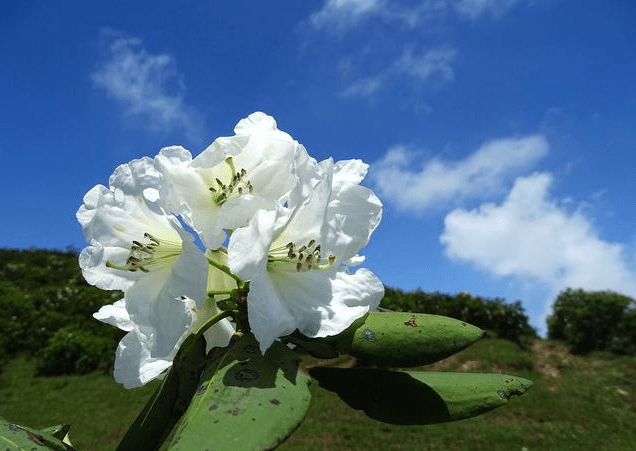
1;339;634;451
279;339;636;451
0;355;159;451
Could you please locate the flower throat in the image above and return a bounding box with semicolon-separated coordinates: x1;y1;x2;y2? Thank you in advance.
209;156;253;206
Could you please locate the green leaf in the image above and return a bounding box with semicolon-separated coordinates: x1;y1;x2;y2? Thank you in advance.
39;425;71;441
116;332;207;451
168;333;311;451
327;312;484;367
310;367;532;425
0;416;76;451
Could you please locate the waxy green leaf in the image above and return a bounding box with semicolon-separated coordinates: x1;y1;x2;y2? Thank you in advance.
39;425;71;442
327;312;484;367
168;333;311;451
310;367;532;425
0;416;75;451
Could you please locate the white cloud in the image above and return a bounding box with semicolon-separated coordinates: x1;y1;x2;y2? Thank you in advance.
309;0;446;33
310;0;386;31
309;0;530;98
91;30;203;141
440;172;636;317
341;46;457;98
309;0;526;33
396;47;457;83
450;0;525;20
341;76;384;98
371;134;548;212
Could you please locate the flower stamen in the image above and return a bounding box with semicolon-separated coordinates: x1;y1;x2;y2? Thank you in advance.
208;157;253;206
268;239;336;272
106;232;182;273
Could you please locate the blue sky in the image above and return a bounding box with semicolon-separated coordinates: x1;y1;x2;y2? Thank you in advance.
2;0;636;334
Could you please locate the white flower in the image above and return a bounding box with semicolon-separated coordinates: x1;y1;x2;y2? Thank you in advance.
228;155;384;352
154;112;303;249
77;157;233;387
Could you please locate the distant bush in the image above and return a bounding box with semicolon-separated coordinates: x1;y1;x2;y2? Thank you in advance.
608;310;636;355
0;281;33;356
381;288;537;344
0;248;122;374
36;325;117;375
547;288;635;354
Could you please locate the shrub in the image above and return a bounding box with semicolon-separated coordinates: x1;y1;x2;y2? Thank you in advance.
547;288;634;354
36;325;117;375
0;248;123;374
608;310;636;355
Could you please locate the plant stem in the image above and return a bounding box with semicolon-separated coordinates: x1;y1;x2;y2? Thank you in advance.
194;309;235;337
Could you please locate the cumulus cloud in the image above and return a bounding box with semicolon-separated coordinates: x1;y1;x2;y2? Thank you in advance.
91;30;203;141
371;134;548;212
440;172;636;316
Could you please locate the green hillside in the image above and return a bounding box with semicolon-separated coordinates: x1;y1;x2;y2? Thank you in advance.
1;248;634;450
1;338;634;450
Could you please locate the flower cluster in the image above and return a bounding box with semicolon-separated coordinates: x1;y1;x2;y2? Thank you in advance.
77;112;384;388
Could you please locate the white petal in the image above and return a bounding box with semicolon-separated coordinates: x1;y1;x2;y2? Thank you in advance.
79;241;133;292
113;327;173;388
154;146;228;249
307;268;384;337
321;160;382;263
108;156;163;199
246;272;297;353
269;171;332;251
203;318;235;351
247;267;383;352
234;112;293;143
323;184;382;262
93;299;133;332
123;237;207;333
228;209;277;281
332;159;369;188
77;181;187;292
193;292;235;352
276;268;383;339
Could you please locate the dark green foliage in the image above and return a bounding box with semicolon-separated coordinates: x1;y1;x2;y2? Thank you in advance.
608;310;636;355
0;281;30;356
381;288;537;344
0;248;122;375
547;288;635;354
0;248;83;290
35;325;117;375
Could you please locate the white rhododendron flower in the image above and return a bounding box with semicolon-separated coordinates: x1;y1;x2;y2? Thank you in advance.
228;155;384;352
77;157;233;387
77;111;385;384
154;112;302;249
